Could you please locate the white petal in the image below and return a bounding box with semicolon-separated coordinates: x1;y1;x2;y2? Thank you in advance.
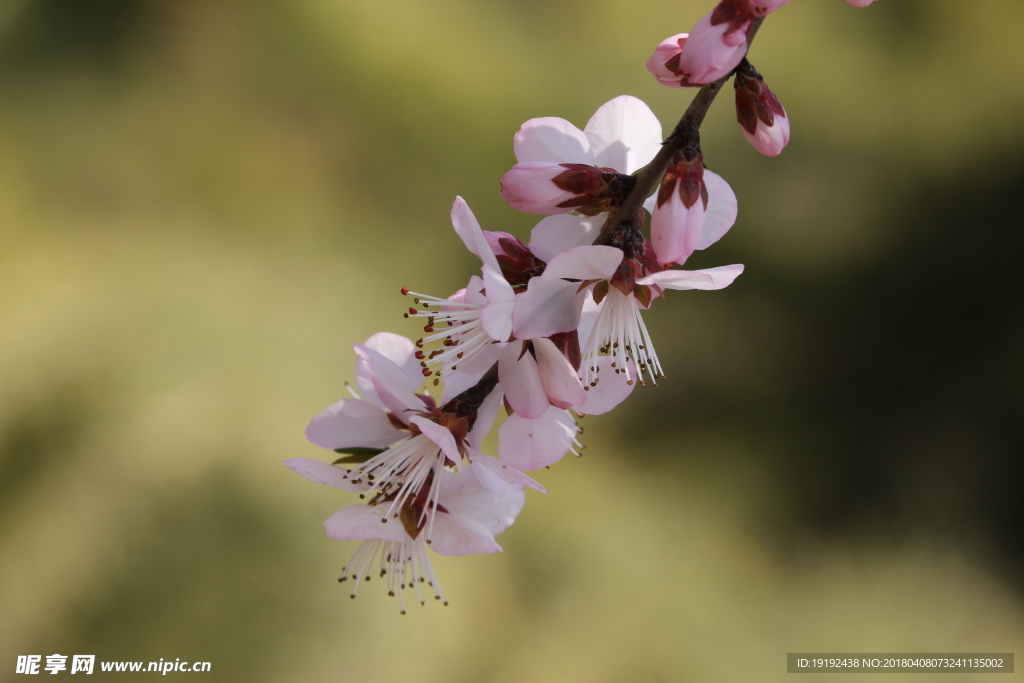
528;213;603;262
467;385;503;450
451;196;501;273
498;341;549;419
304;398;404;450
578;355;636;415
361;332;421;392
410;417;462;468
695;170;738;251
584;95;663;173
498;407;577;471
284;457;369;492
513;116;593;164
479;264;515;342
533;337;587;410
324;505;407;542
576;292;601;349
543;245;623;280
635;264;744;290
512;277;586;340
428;513;501;556
650;190;703;266
354;344;427;421
437;466;526;535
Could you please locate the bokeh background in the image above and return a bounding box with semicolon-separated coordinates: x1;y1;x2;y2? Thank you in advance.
1;0;1022;681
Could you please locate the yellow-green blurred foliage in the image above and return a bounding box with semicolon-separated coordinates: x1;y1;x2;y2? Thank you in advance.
2;1;1023;681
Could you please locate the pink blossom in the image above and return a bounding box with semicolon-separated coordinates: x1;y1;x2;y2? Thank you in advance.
650;153;738;266
404;198;514;392
843;0;877;6
303;331;521;546
654;0;791;87
513;216;744;388
735;64;790;157
673;10;751;86
498;406;581;471
508;95;662;200
646;34;693;88
286;461;525;612
304;332;428;452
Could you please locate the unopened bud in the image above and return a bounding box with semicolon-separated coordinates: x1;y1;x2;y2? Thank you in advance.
500;162;633;216
734;61;789;157
650;149;709;265
648;1;791;88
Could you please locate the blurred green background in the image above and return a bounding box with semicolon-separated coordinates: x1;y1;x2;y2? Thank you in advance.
1;0;1022;681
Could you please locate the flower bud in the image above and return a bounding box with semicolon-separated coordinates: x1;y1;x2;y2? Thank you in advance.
843;0;877;6
648;1;792;87
646;34;694;88
734;61;789;157
500;162;633;217
651;149;709;264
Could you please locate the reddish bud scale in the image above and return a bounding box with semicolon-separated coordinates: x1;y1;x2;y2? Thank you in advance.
550;163;609;199
710;0;756;35
494;235;547;290
659;150;709;211
735;68;785;134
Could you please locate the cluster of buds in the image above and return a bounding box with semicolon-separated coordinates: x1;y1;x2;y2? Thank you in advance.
288;0;880;612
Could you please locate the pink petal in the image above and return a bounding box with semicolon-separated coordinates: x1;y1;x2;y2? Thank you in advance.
650;189;704;265
466;386;503;450
676;11;750;85
428;513;501;556
324;505;407;542
646;33;691;89
528;213;602;262
409;418;462;469
578;354;637;415
470;451;548;493
584;95;663;173
440;343;503;404
361;332;421;391
533;337;587;410
437;466;526;534
498;341;550;419
498;407;578;471
284;457;369;492
635;264;744;290
480;264;515;342
843;0;877;6
543;245;623;280
450;196;501;274
512;277;585;340
500;162;578;214
576;292;601;349
304;398;405;450
513;116;594;165
695;170;739;251
354;344;427;422
741;111;790;158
